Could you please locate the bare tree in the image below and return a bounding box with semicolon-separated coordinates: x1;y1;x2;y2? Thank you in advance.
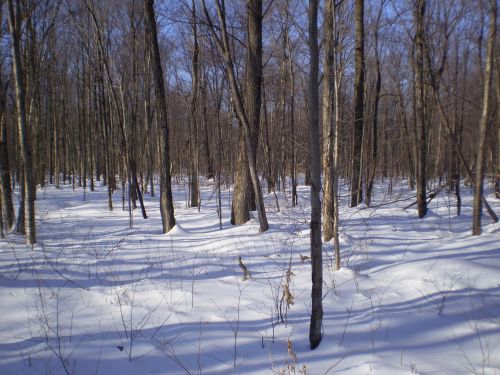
472;0;496;235
323;0;335;241
308;0;323;350
144;0;176;233
202;0;268;232
0;63;14;231
350;0;365;207
189;0;200;208
413;0;428;219
8;0;36;245
495;37;500;199
366;0;384;207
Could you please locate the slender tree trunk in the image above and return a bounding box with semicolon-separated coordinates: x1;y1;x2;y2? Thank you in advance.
261;79;274;193
189;0;200;208
201;73;214;180
16;169;25;234
308;0;323;350
322;0;335;241
350;0;365;207
414;0;428;218
8;0;36;245
145;0;175;233
473;0;496;235
332;1;343;271
452;42;467;215
289;38;297;207
366;2;383;207
0;79;14;231
495;47;500;198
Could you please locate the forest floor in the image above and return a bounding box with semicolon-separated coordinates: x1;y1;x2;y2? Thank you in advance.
0;178;499;375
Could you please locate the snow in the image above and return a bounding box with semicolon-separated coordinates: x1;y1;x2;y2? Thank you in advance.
0;179;499;374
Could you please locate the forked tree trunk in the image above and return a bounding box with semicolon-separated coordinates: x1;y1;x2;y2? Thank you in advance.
473;0;496;235
308;0;323;350
203;0;268;232
144;0;175;233
230;0;264;226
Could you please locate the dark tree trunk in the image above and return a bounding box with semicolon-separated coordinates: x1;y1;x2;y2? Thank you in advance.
366;2;383;207
8;0;36;245
495;44;500;198
0;85;14;232
203;0;268;232
414;0;428;218
308;0;323;350
350;0;365;207
145;0;175;233
189;0;200;208
231;0;264;225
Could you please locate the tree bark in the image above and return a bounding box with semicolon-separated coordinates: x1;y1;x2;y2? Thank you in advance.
144;0;175;233
473;0;496;235
322;0;335;241
495;44;500;198
308;0;323;350
414;0;428;218
366;1;383;207
8;0;36;245
0;78;14;232
350;0;365;207
189;0;200;208
231;0;264;226
203;0;268;232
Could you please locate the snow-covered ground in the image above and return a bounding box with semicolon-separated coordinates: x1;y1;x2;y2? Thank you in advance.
0;179;499;374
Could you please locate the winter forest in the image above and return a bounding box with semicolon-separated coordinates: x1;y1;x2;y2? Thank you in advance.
0;0;499;373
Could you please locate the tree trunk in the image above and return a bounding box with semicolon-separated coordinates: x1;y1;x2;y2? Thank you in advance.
414;0;428;218
350;0;365;207
473;0;496;235
322;0;335;241
144;0;175;233
231;0;264;226
203;0;268;232
289;35;297;207
201;73;214;180
366;2;383;207
332;1;343;271
189;0;200;208
231;132;251;224
308;0;323;350
261;79;275;194
495;44;500;198
8;0;36;245
0;85;14;232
